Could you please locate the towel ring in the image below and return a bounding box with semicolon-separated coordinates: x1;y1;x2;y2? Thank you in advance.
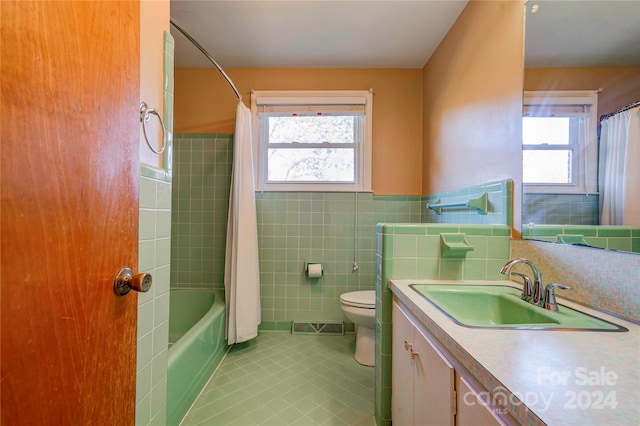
140;101;166;154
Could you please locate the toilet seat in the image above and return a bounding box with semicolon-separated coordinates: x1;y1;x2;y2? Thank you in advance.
340;290;375;309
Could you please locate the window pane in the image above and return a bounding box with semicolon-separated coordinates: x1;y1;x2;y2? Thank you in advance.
523;150;572;184
267;148;355;182
522;117;570;145
268;116;355;144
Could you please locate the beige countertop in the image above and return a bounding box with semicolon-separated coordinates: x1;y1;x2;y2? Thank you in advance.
389;279;640;426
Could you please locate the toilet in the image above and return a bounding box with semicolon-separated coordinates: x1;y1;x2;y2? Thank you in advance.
340;290;376;366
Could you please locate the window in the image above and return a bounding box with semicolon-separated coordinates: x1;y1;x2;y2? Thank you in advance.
523;91;598;194
251;90;373;192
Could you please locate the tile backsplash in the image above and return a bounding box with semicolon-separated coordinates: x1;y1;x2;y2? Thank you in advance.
522;224;640;253
511;239;640;322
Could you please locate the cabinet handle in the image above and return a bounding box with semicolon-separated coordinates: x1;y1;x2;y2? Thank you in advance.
404;340;412;351
410;349;419;360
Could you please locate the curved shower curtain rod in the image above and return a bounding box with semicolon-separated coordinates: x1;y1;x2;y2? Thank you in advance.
170;18;242;101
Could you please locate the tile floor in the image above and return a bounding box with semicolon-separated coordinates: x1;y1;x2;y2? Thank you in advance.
180;332;375;426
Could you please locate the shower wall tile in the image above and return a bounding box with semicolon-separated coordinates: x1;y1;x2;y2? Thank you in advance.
162;31;174;176
137;168;171;426
171;134;233;290
522;193;599;226
151;377;168;426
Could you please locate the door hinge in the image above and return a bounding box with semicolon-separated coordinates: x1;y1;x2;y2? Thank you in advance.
452;389;457;416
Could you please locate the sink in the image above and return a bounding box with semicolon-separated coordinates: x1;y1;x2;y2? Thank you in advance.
410;284;628;331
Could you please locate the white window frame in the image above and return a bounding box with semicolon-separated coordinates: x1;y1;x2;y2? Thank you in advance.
251;90;373;192
523;90;598;194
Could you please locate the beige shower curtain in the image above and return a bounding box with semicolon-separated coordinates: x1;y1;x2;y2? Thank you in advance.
225;100;261;344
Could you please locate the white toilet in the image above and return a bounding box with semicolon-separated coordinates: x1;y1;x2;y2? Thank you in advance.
340;290;376;366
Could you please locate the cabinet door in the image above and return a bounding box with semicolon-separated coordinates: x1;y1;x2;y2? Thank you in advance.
392;302;417;426
413;324;455;426
457;375;506;426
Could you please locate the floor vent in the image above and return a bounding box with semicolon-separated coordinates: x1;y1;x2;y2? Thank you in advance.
292;321;344;335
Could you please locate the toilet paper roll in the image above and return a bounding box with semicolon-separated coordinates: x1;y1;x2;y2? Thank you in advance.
307;263;323;278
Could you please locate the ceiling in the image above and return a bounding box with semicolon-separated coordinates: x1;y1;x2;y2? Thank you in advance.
170;0;640;70
170;0;468;69
525;0;640;67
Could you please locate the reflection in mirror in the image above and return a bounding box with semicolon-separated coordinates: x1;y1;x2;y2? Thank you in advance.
522;0;640;253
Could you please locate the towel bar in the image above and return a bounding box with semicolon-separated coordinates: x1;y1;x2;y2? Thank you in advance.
427;192;488;215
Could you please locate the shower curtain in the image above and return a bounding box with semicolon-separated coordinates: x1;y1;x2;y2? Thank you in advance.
599;105;640;226
225;100;261;344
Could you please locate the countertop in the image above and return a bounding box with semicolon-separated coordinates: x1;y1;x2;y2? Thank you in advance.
389;279;640;426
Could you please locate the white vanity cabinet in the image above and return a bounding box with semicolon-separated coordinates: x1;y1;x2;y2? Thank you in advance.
393;300;511;426
456;375;507;426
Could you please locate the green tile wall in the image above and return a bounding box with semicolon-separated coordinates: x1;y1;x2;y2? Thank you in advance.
522;193;599;226
256;192;422;330
170;134;233;289
522;224;640;253
137;166;172;426
162;31;174;175
136;33;174;426
374;223;512;426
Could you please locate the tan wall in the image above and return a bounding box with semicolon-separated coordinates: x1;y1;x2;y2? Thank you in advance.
139;1;170;168
174;68;423;195
525;66;640;118
422;0;525;234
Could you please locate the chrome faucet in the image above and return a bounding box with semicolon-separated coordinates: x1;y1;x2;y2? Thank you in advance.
500;258;544;305
542;283;570;311
509;272;533;302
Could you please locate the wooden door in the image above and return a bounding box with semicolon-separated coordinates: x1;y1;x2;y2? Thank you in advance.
1;1;140;424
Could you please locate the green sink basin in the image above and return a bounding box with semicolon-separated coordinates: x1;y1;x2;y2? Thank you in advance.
410;284;627;331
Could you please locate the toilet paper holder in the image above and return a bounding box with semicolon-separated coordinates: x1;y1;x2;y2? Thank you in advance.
304;262;324;278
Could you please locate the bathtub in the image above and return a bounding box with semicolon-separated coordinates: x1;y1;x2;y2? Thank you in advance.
167;289;227;425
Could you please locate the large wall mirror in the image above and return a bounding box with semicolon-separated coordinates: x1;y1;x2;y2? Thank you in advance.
522;0;640;253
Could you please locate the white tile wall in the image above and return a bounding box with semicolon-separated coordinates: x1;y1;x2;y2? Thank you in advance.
136;172;171;425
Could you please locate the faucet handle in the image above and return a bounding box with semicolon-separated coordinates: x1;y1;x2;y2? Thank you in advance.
543;283;570;311
510;272;533;302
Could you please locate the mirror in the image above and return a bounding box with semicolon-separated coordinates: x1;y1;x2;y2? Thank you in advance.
522;0;640;253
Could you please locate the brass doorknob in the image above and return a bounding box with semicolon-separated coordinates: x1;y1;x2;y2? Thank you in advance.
114;268;152;296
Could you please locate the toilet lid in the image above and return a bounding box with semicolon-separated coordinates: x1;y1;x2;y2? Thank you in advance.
340;290;375;308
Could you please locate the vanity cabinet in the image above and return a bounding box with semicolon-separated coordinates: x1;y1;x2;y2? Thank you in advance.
393;299;454;426
393;300;511;426
456;375;507;426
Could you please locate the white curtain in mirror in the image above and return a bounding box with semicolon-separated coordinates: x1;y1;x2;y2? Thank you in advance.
599;106;640;226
